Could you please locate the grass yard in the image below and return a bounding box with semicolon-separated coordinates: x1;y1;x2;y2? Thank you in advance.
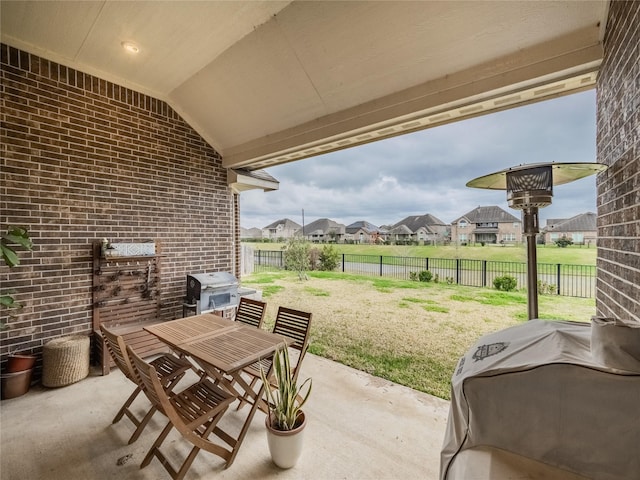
242;270;596;400
246;242;597;265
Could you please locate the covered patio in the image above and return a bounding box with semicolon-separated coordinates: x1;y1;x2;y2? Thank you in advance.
2;353;592;480
0;354;448;479
1;1;638;479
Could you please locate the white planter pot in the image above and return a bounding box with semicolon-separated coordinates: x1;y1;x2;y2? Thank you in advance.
265;411;307;468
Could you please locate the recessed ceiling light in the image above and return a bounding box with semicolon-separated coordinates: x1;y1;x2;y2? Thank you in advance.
121;41;140;54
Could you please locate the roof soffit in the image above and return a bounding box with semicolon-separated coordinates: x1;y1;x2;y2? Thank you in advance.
0;1;609;169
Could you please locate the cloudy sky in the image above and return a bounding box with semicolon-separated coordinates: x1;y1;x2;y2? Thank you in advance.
240;90;598;230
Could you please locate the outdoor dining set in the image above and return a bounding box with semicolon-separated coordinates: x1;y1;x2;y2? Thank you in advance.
100;297;312;480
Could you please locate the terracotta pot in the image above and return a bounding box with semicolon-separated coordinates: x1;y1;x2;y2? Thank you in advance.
265;411;307;469
6;353;37;373
1;368;33;399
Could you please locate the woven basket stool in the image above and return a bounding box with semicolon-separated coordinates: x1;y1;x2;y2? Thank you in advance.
42;335;90;387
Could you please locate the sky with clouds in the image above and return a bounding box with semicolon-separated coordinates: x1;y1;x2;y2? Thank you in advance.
240;90;598;230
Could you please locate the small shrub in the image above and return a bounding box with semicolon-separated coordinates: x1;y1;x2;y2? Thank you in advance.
538;280;557;295
418;270;433;282
409;271;419;281
319;244;340;271
555;236;573;248
445;277;455;285
493;275;517;292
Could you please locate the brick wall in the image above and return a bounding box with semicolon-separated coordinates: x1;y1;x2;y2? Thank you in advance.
596;1;640;322
0;45;236;367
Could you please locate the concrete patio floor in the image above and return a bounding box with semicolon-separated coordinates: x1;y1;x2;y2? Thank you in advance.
0;353;451;480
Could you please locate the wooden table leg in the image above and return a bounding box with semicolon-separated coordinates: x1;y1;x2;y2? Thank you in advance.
223;372;267;468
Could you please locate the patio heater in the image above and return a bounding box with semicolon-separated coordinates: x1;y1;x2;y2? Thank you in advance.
466;162;606;320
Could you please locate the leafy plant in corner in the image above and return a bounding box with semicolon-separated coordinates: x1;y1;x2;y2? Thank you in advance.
1;226;33;328
260;347;312;431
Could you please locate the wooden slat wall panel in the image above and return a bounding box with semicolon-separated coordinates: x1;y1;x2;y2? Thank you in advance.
92;241;168;375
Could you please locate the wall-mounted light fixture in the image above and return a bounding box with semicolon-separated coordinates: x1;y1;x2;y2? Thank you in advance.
121;41;140;54
467;162;607;320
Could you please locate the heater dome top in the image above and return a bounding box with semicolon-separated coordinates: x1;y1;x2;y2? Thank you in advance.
466;162;607;191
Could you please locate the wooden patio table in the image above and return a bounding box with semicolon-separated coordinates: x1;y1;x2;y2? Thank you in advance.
144;313;293;468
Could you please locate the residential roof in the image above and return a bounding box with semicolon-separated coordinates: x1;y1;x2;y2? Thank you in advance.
392;213;447;232
345;220;379;234
300;218;346;235
452;206;520;224
228;168;279;192
389;224;413;235
240;227;262;239
263;218;302;230
543;212;597;233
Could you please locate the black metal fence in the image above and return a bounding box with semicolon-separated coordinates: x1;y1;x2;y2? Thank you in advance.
251;250;596;298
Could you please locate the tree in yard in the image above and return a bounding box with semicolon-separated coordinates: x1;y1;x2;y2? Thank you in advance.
283;237;310;280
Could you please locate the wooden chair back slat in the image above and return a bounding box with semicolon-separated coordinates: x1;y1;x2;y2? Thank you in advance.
128;345;163;409
273;307;312;352
234;297;267;329
273;307;312;382
100;324;135;381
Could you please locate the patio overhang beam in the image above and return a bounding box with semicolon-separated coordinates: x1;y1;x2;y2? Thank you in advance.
223;27;601;170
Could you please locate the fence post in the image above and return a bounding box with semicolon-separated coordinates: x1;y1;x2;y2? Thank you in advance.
482;260;487;287
342;254;345;273
425;257;429;271
456;259;460;285
258;249;261;266
380;256;383;276
556;263;561;295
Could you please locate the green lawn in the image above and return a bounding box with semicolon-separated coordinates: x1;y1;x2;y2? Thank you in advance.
242;270;596;400
245;242;597;265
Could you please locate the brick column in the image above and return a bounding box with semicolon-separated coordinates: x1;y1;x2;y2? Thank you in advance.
595;1;640;321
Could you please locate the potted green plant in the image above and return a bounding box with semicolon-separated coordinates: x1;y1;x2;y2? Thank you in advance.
260;346;312;468
1;226;35;399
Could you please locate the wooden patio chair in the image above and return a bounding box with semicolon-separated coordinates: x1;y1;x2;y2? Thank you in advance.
127;346;236;480
100;324;191;444
234;297;267;329
236;306;312;411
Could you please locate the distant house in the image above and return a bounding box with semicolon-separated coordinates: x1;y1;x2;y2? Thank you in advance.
344;221;382;244
451;206;521;245
240;227;262;240
390;213;449;244
262;218;301;241
299;218;346;243
388;224;414;244
542;212;597;245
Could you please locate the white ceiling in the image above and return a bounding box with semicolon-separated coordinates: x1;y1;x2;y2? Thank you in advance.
1;1;609;170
